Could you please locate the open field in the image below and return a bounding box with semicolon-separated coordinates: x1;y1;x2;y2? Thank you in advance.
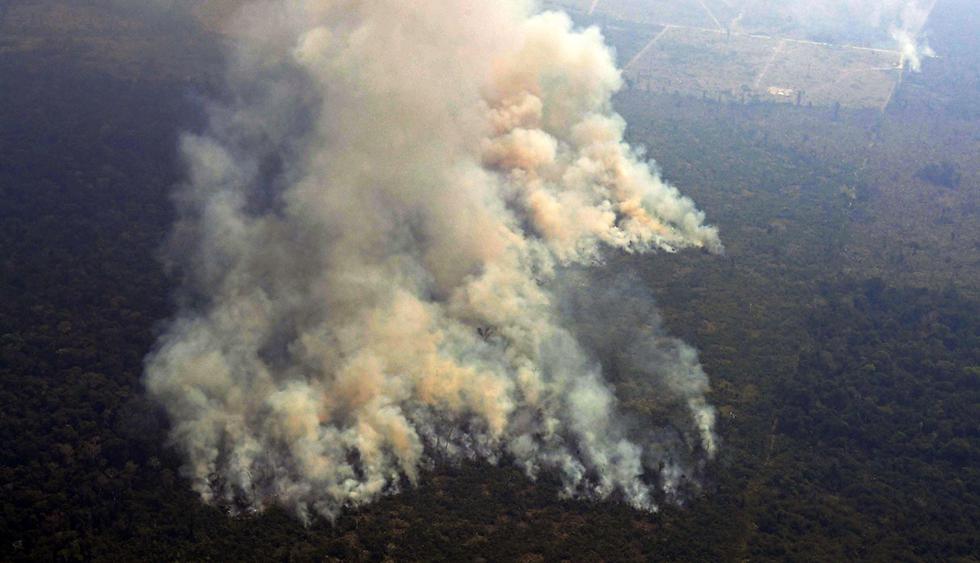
623;27;903;109
625;27;777;98
547;0;928;110
594;0;716;28
762;41;902;108
564;0;935;46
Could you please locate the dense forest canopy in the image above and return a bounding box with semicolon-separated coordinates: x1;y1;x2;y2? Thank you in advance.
0;0;977;560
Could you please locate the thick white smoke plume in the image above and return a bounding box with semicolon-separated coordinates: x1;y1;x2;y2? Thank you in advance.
887;0;936;71
146;0;722;522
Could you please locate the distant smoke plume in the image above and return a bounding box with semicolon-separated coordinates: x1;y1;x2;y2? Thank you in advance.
145;0;721;522
888;1;936;71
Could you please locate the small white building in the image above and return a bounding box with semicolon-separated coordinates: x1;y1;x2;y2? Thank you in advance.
767;86;795;97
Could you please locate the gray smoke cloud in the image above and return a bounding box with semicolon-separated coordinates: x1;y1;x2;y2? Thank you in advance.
145;0;722;522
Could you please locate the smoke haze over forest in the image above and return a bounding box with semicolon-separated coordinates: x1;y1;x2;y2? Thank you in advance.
0;0;977;559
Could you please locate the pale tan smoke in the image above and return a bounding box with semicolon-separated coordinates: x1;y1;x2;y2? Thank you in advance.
146;0;722;522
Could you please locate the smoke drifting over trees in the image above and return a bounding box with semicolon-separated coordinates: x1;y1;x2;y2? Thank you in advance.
145;0;721;522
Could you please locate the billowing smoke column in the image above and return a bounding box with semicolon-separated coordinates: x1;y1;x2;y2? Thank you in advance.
145;0;722;522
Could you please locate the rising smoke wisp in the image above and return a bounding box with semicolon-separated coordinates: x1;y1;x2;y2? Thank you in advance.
145;0;722;522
